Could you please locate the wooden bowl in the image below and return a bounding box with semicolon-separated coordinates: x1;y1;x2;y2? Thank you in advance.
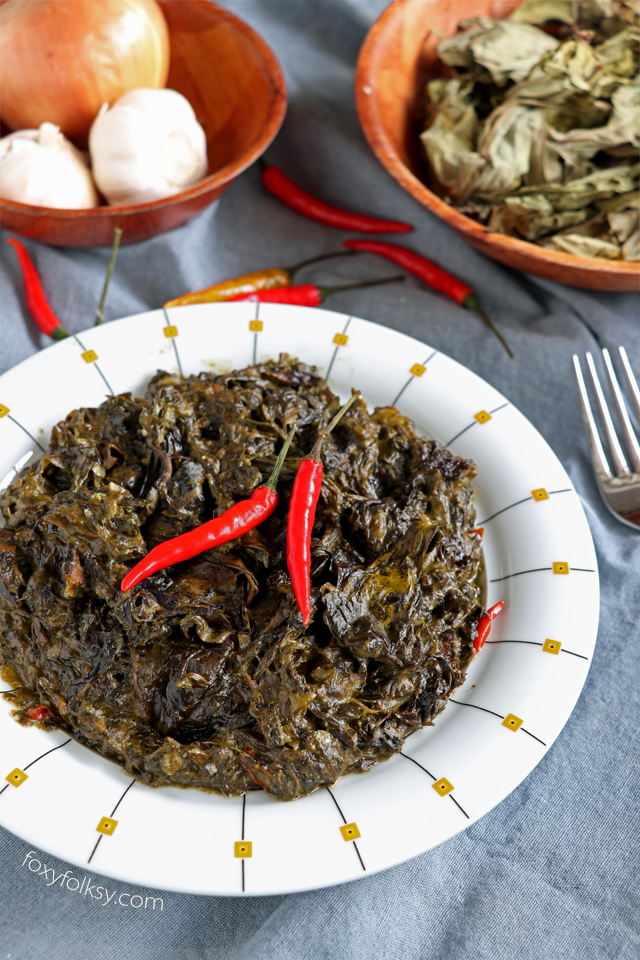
0;0;286;247
355;0;639;291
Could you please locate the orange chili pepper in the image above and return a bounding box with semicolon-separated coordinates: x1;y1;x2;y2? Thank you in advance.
163;251;354;308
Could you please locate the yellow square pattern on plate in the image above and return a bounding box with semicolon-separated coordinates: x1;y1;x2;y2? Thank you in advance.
249;320;263;332
543;638;561;655
235;841;252;858
502;714;523;732
0;404;9;418
340;823;361;841
474;410;491;424
531;488;549;501
97;817;118;836
433;777;454;796
410;363;426;377
333;333;348;346
164;326;178;338
5;768;28;787
553;562;569;575
82;350;98;364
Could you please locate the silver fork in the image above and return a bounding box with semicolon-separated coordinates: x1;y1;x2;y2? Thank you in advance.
573;347;640;531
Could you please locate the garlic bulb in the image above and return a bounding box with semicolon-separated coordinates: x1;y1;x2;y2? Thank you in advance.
0;122;98;208
89;88;208;205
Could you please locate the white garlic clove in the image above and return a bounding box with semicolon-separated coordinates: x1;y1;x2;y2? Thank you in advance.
88;88;208;206
0;123;98;209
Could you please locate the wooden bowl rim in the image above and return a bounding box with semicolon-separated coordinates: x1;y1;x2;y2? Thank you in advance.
0;0;287;222
355;0;639;279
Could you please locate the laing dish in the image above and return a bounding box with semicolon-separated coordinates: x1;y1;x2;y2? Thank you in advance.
0;358;485;801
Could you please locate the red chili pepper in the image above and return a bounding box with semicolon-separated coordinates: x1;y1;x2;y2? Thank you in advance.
121;422;296;592
343;239;513;359
6;238;69;339
27;705;56;722
229;275;403;307
287;392;361;624
473;601;504;652
261;164;413;234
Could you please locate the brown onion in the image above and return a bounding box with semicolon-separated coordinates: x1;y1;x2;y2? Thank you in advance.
0;0;170;145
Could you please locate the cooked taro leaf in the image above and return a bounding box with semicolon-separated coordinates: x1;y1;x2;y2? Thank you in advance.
0;359;483;801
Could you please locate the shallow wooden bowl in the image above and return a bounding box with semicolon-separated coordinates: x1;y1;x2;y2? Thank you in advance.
0;0;286;247
355;0;639;291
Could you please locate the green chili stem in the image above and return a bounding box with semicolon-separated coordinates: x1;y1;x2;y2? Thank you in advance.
310;391;361;460
95;227;123;325
264;421;297;492
463;293;514;359
320;275;404;299
285;250;356;278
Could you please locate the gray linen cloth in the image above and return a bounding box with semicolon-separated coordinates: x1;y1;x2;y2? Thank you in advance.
1;2;639;958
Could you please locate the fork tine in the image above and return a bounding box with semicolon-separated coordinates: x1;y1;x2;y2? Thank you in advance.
602;349;640;474
573;355;613;482
586;352;631;477
619;346;640;426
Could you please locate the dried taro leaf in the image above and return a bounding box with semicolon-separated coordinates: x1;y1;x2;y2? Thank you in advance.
608;208;640;242
508;0;575;25
468;20;559;86
487;195;592;240
472;103;545;202
552;233;623;257
420;81;486;201
423;2;640;259
513;162;640;210
622;226;640;259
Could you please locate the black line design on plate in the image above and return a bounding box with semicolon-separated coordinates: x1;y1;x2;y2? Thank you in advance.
490;567;551;582
23;738;73;770
478;489;572;525
0;737;72;796
326;787;365;871
325;316;352;382
450;699;547;746
87;779;135;864
449;699;502;721
391;350;438;408
445;402;509;447
162;308;184;378
490;565;596;582
252;302;260;366
520;728;546;745
241;793;246;893
400;753;469;819
5;414;45;454
74;335;114;396
484;639;589;660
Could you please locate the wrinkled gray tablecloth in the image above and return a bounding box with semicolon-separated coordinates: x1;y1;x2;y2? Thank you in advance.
1;2;639;958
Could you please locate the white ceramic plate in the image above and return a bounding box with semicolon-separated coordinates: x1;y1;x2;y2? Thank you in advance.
0;303;598;896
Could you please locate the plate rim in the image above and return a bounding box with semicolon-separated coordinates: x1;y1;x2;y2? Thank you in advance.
0;302;599;896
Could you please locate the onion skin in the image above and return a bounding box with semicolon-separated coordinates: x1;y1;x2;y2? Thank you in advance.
0;0;170;145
